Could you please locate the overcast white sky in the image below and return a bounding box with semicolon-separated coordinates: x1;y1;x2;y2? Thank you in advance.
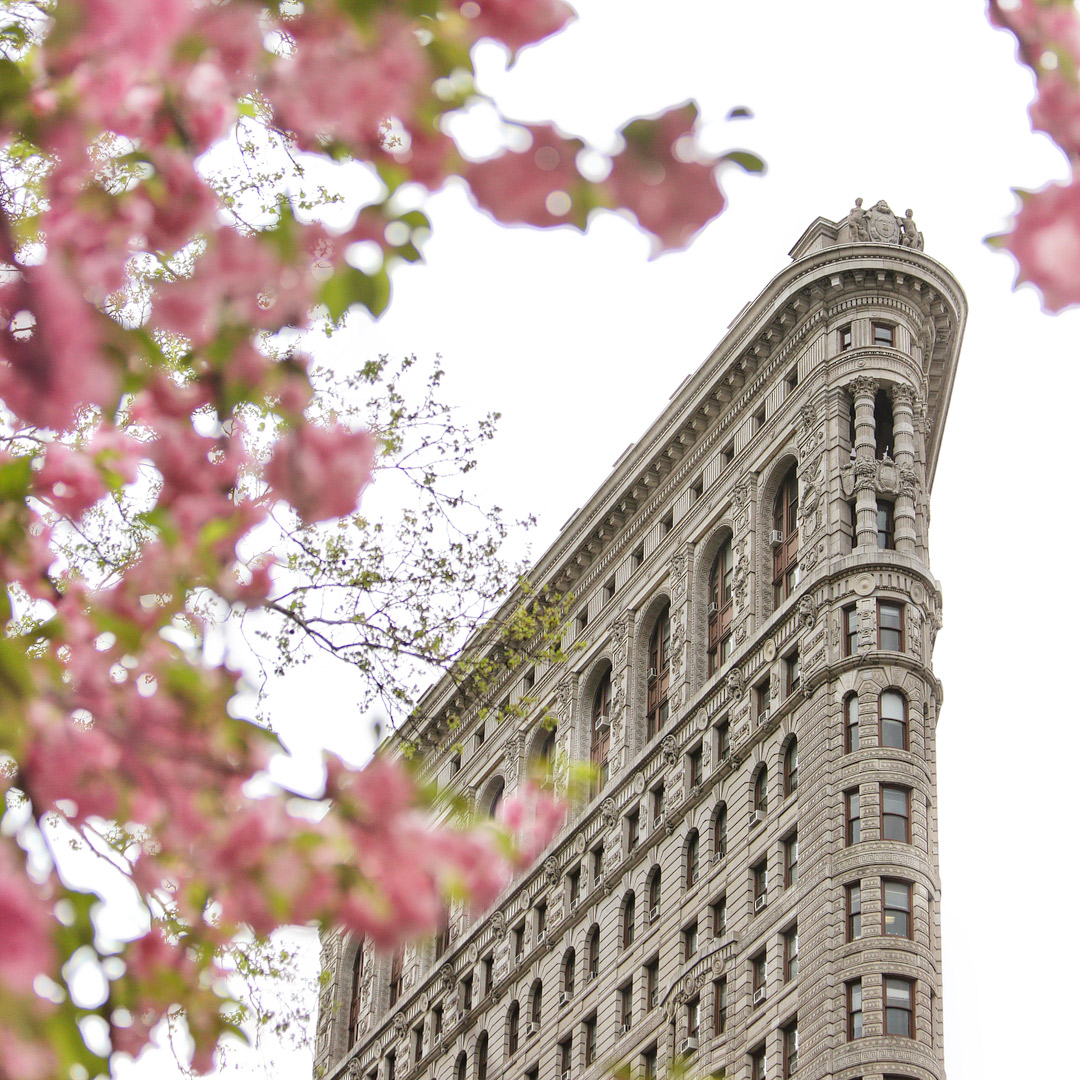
123;1;1080;1076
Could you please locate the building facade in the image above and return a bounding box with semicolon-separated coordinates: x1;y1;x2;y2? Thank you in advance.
314;202;965;1080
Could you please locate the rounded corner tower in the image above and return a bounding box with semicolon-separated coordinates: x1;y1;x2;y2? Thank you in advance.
314;200;965;1080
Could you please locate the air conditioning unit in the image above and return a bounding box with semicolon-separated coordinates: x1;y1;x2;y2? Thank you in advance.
758;707;771;726
753;986;767;1006
707;602;719;615
525;1022;538;1038
647;667;658;679
558;991;570;1007
596;715;610;733
649;905;660;923
654;811;665;828
593;873;603;889
585;970;597;984
569;896;579;911
755;893;768;913
536;930;547;946
622;1020;633;1034
769;529;784;547
562;1071;572;1080
455;1009;467;1024
749;810;764;827
680;1036;699;1055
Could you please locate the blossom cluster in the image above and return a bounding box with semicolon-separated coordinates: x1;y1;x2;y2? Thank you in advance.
990;0;1080;309
0;1;743;1076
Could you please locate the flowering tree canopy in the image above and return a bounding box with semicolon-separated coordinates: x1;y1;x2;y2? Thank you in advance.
0;1;763;1076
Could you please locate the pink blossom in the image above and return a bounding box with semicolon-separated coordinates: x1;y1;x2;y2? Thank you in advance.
607;103;727;254
465;125;586;228
456;0;575;54
265;423;376;524
999;179;1080;311
0;840;53;993
0;1026;54;1080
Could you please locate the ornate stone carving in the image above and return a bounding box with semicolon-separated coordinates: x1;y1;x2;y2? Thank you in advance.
612;612;631;669
799;401;817;438
899;208;924;250
670;548;687;599
890;383;917;409
732;551;749;609
846;196;870;242
504;739;520;789
797;593;818;630
849;375;878;402
490;910;506;939
439;964;454;994
702;738;712;766
867;199;900;244
392;1013;407;1041
898;463;918;499
669;614;684;682
543;856;560;887
733;481;751;510
726;666;745;700
633;772;646;795
601;797;617;829
554;678;573;724
661;734;678;767
347;1060;364;1080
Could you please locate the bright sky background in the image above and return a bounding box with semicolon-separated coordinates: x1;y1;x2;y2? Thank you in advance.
124;1;1080;1077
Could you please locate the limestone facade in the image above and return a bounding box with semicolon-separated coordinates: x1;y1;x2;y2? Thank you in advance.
314;204;965;1080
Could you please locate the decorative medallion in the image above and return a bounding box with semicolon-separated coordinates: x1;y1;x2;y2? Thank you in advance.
853;573;875;596
763;640;776;662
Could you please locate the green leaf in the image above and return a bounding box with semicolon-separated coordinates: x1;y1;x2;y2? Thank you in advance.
720;150;767;174
319;265;392;321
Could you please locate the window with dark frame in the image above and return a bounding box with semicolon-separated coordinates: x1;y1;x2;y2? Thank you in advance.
878;600;904;651
846;883;862;941
462;972;473;1012
751;951;766;1001
785;650;800;697
688;743;703;788
876;499;895;549
584;1015;597;1066
535;901;547;937
883;880;913;938
784;925;799;982
592;845;604;887
844;605;858;656
647;605;672;739
576;607;588;636
568;866;580;908
756;678;772;722
845;789;861;845
784;738;799;796
620;982;633;1029
686;831;700;887
786;367;798;394
715;803;728;859
753;859;768;907
623;891;636;947
839;324;853;351
752;1045;767;1080
587;926;599;979
845;693;860;753
349;941;365;1044
880;689;908;750
881;785;911;842
563;949;575;995
591;669;611;795
717;719;731;761
649;867;661;915
772;465;800;607
643;1046;658;1080
712;894;727;937
646;957;659;1011
413;1021;424;1064
432;1004;443;1041
884;976;915;1037
653;784;665;823
683;920;698;961
386;1052;396;1080
558;1035;571;1077
507;1002;519;1055
784;832;798;888
482;954;494;997
722;441;735;469
627;808;640;852
714;977;727;1034
783;1019;799;1078
454;1053;465;1080
530;980;542;1024
691;475;704;503
874;387;895;458
873;322;895;347
708;540;734;676
754;765;769;816
686;996;700;1041
660;510;673;538
389;948;404;1007
476;1032;488;1080
847;979;863;1039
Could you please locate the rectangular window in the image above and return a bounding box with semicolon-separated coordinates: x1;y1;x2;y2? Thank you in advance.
844;605;858;657
482;954;494;996
881;785;911;842
785;650;800;697
839;324;853;351
568;867;580;908
646;957;659;1012
535;902;547;936
716;719;731;761
753;859;768;906
627;810;640;852
513;924;525;962
631;544;644;572
751;951;766;1002
576;608;588;635
450;753;461;778
584;1015;597;1066
684;921;698;961
619;983;633;1029
475;724;486;750
873;322;894;347
712;895;727;937
876;499;895;550
558;1036;572;1077
784;926;798;982
785;367;798;394
686;996;700;1040
847;979;863;1040
845;789;861;845
414;1022;424;1063
722;441;735;469
846;883;862;941
643;1047;657;1080
754;404;767;432
783;1020;799;1078
603;578;615;605
652;784;665;823
752;1045;767;1080
462;974;473;1012
756;678;771;721
432;1005;443;1040
592;845;604;887
691;475;704;503
884;976;914;1037
883;880;913;938
688;744;703;787
784;833;798;888
878;601;904;651
714;977;728;1034
845;693;860;753
523;667;536;691
880;690;908;750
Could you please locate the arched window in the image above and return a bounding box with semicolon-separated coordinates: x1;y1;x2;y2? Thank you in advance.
686;830;700;887
714;803;727;860
476;1032;488;1080
845;693;860;753
707;540;734;676
647;605;671;739
489;779;505;819
530;980;543;1024
880;690;908;750
771;466;800;607
784;738;799;797
623;891;636;947
563;948;576;994
507;1001;520;1055
349;941;365;1044
538;726;556;775
648;867;662;915
591;669;611;794
754;766;768;816
435;907;450;961
455;1052;467;1080
587;925;600;979
389;948;404;1007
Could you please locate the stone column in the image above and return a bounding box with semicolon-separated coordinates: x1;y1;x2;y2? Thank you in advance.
890;383;918;553
850;376;879;549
